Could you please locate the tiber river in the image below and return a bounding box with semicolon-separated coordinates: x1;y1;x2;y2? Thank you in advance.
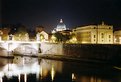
0;56;121;82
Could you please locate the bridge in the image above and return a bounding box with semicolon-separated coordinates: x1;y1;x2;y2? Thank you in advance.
0;41;42;56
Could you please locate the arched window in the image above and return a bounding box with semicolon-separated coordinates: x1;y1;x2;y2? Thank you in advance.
109;35;111;38
40;34;44;41
101;33;104;38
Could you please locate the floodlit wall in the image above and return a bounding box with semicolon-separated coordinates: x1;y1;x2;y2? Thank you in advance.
41;43;121;60
63;44;121;60
40;42;63;55
114;30;121;44
73;23;113;44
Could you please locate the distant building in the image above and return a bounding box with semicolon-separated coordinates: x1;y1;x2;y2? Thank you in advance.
52;19;69;33
114;30;121;44
0;29;3;41
36;31;48;41
36;26;48;41
1;27;11;41
73;22;113;44
51;19;72;42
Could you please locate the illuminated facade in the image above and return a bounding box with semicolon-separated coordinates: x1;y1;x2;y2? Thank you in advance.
36;26;48;41
114;30;121;44
1;27;10;41
0;29;3;41
73;22;113;44
52;19;67;33
36;31;48;41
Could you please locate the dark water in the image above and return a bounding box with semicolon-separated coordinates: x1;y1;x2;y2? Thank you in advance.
0;57;121;82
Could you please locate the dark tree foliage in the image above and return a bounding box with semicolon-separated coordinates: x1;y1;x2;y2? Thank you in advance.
54;32;71;42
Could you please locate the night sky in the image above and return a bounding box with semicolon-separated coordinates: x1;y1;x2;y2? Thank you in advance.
1;0;121;32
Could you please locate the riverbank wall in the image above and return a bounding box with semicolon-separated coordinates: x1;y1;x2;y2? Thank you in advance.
41;43;121;61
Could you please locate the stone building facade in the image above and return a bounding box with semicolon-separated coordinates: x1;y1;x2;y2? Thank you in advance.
73;22;113;44
114;30;121;44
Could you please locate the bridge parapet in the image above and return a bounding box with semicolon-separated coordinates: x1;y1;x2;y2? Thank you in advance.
0;41;41;56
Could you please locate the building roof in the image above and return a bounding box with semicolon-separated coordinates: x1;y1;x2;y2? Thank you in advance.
56;19;66;31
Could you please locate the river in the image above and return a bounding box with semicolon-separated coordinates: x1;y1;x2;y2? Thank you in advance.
0;56;121;82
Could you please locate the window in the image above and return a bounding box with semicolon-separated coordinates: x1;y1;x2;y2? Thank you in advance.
109;27;111;29
94;35;95;38
109;35;111;38
101;33;104;38
9;34;13;40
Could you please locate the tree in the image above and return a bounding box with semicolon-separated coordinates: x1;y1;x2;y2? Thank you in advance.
14;24;29;41
53;32;71;42
53;32;63;42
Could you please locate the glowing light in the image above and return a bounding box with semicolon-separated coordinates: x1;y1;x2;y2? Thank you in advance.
22;66;31;74
40;66;43;79
51;65;55;81
0;61;42;78
9;43;18;51
81;41;89;44
0;78;3;82
114;66;121;70
51;35;56;42
31;43;38;52
60;19;63;23
0;72;4;78
2;42;8;51
72;73;76;81
24;73;27;82
32;62;39;72
40;35;44;41
3;64;19;77
18;74;21;82
69;36;77;43
3;64;17;72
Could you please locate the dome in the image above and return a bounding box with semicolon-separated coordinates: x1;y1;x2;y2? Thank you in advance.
56;19;66;31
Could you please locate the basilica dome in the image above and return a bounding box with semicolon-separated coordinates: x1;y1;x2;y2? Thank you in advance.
56;19;66;31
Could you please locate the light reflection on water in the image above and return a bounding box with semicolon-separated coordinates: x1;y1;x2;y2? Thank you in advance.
0;57;121;82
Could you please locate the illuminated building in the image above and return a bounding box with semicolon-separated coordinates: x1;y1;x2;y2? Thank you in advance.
73;22;113;44
35;26;48;41
51;19;72;43
0;29;3;41
36;31;48;41
114;30;121;44
56;19;67;31
52;19;68;33
1;27;10;40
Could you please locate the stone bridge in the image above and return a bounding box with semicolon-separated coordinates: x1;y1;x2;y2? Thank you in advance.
0;41;41;56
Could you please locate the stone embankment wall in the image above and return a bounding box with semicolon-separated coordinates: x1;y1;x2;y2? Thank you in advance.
41;42;63;55
63;44;121;60
41;43;121;60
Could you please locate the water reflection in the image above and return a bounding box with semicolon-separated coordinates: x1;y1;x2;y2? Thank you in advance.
0;77;3;82
18;74;20;82
0;57;121;82
72;73;76;81
51;64;55;81
24;73;27;82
